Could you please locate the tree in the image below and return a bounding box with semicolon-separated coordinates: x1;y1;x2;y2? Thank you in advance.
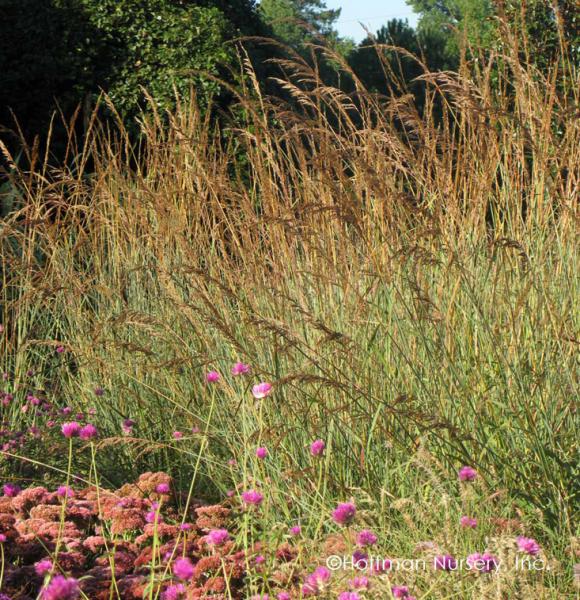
259;0;341;47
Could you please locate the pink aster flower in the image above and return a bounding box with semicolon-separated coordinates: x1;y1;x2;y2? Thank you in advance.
79;424;98;440
434;554;457;570
252;382;272;399
458;466;477;482
310;439;325;456
41;575;79;599
256;447;268;459
61;422;81;438
156;483;170;494
242;489;264;506
35;559;53;576
206;528;230;546
206;370;220;383
516;536;540;555
356;529;378;546
173;557;195;580
231;362;250;376
460;516;477;528
332;502;356;526
162;584;186;600
3;483;21;497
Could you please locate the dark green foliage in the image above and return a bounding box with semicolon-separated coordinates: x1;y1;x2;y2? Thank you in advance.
0;0;263;140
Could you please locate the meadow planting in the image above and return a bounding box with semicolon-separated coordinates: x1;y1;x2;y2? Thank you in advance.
0;30;578;599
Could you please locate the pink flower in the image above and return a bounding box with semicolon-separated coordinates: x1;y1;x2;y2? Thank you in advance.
460;516;477;528
302;566;331;596
173;557;195;580
349;576;370;590
61;422;81;438
252;382;272;399
40;575;79;599
356;529;378;546
256;447;268;459
162;584;186;600
57;485;74;498
94;386;104;396
434;554;457;570
206;528;230;546
242;489;264;505
255;554;266;564
310;439;325;456
332;502;356;526
79;424;98;440
156;483;170;494
458;466;477;482
180;523;192;531
3;483;21;497
289;525;302;536
206;370;221;383
392;586;410;598
338;593;360;600
232;362;250;376
0;534;6;542
277;593;291;600
172;431;183;440
516;536;540;555
56;345;65;354
467;552;499;572
35;559;53;576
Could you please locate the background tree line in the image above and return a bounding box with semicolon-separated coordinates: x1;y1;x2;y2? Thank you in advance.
0;0;578;147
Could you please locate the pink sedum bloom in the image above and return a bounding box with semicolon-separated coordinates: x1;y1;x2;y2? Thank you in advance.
252;382;272;399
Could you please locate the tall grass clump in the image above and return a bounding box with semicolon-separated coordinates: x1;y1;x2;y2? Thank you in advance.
0;15;578;598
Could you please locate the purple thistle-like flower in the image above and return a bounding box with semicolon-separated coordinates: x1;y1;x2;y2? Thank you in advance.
434;554;457;571
460;516;477;528
206;370;221;383
162;584;186;600
302;566;331;596
206;528;230;546
35;559;53;576
231;362;251;376
516;536;541;555
61;422;81;438
467;552;499;573
356;529;378;547
79;424;98;440
277;593;291;600
289;525;302;536
3;483;21;497
242;489;264;506
392;586;410;598
94;386;105;396
310;439;325;456
173;557;195;580
350;576;370;590
41;575;80;600
0;534;6;542
252;382;272;399
57;485;74;498
332;502;356;526
256;447;268;459
180;522;193;531
338;593;360;600
56;345;65;354
155;483;170;494
172;431;183;440
458;466;477;482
